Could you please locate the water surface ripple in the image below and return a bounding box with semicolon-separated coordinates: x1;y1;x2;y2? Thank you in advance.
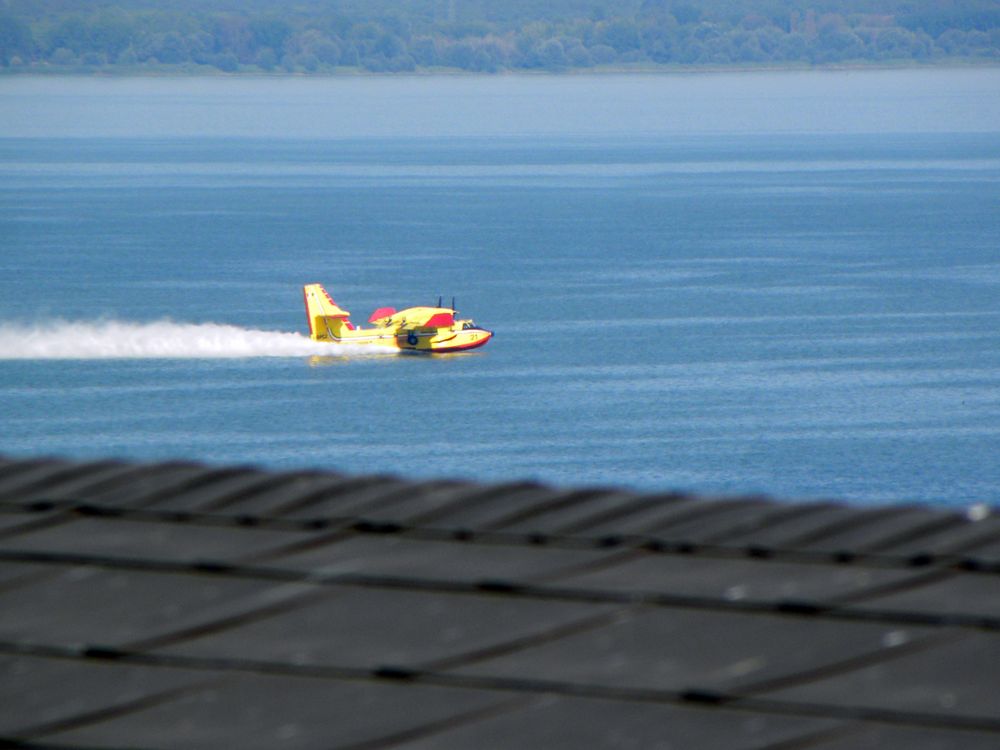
1;73;998;508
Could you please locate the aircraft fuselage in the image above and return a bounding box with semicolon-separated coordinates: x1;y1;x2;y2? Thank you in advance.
303;284;492;353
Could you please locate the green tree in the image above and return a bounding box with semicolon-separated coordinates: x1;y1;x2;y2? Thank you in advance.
588;43;617;64
214;51;239;71
538;38;567;69
640;16;678;62
150;31;187;63
596;18;640;52
565;40;593;66
409;36;439;66
116;45;138;65
873;28;916;59
671;4;702;25
375;32;405;58
50;47;77;65
312;38;342;66
250;16;291;54
779;31;808;60
444;39;476;69
254;46;278;69
0;13;32;64
186;31;213;64
45;16;89;55
212;15;252;62
2;0;998;73
814;26;866;62
90;10;135;60
339;43;360;67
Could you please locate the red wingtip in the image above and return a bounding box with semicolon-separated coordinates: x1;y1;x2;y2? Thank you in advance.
424;312;455;328
368;307;397;323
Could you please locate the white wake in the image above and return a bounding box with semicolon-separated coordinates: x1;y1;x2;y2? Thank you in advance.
0;320;394;360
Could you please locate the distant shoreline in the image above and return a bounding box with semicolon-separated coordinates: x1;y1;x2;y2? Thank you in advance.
3;59;999;78
6;2;998;81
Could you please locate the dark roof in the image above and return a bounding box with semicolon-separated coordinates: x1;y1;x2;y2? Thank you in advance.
1;456;999;749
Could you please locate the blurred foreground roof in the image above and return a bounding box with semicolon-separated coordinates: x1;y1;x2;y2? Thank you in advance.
1;456;999;749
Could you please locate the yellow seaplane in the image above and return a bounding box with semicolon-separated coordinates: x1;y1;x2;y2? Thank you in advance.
303;283;493;353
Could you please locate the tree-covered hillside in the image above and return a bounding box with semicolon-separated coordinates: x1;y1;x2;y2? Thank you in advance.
1;0;998;72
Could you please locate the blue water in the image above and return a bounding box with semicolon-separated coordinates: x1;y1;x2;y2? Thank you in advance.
2;72;999;508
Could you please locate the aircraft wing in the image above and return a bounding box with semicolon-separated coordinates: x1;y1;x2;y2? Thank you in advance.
392;307;455;329
368;307;397;324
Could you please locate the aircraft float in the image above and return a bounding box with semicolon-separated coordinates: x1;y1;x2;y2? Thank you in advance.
303;283;493;353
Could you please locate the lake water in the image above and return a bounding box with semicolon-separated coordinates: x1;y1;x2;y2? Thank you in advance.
1;70;999;508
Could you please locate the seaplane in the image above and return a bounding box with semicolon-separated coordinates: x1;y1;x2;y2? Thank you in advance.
303;283;493;353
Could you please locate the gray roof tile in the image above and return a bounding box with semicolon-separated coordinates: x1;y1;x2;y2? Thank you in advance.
452;607;935;694
393;693;843;750
0;455;997;749
268;534;624;584
42;672;509;750
0;515;327;565
845;571;1000;623
553;551;924;606
760;633;1000;723
155;586;618;671
0;653;209;737
0;565;318;649
796;723;1000;750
